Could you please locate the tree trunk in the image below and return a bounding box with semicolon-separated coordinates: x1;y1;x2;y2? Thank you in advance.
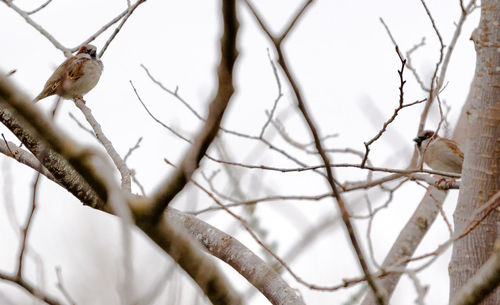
449;1;500;304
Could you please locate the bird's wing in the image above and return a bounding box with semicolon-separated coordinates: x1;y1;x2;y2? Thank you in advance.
65;57;89;81
36;56;79;99
444;139;464;159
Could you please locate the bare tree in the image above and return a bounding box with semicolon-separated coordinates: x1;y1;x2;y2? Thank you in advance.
0;0;498;305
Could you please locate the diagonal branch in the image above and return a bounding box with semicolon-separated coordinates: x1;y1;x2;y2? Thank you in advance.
0;105;102;208
417;0;445;132
0;75;242;305
26;0;53;15
98;0;147;58
244;1;388;304
0;139;56;182
361;48;426;167
74;100;132;191
75;0;146;52
140;0;239;224
1;0;70;56
0;77;111;204
0;102;303;304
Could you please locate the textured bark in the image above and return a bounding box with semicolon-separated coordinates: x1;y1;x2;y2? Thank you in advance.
451;242;500;305
166;209;306;305
0;104;102;208
449;1;500;304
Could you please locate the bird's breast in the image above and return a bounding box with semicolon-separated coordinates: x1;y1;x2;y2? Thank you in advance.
62;59;103;98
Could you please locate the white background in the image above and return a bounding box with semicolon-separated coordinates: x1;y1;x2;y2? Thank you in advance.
0;0;478;304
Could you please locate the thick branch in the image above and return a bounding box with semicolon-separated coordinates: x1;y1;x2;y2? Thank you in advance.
0;139;56;182
166;208;305;305
0;75;241;305
0;104;102;208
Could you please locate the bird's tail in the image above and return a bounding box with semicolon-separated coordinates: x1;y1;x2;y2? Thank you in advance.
33;86;54;102
32;94;43;103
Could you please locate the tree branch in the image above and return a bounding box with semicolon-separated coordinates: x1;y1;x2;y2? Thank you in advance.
141;0;239;224
0;75;242;305
244;1;388;303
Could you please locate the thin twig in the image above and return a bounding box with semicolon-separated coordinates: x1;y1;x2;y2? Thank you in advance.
379;18;398;48
195;158;461;178
417;0;445;132
99;0;147;58
1;0;70;56
180;159;385;292
406;37;429;91
407;271;428;305
277;0;314;44
380;18;429;92
75;6;137;51
1;133;14;156
55;267;76;305
124;137;143;163
141;64;331;180
189;189;331;215
1;76;242;304
0;273;62;305
130;80;191;142
140;65;205;121
361;47;420;167
68;112;95;136
143;0;239;223
132;175;146;196
16;172;41;278
244;1;388;303
26;0;53;15
259;49;283;138
456;190;500;240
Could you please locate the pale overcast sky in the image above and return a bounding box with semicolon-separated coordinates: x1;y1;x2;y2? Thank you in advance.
1;0;479;304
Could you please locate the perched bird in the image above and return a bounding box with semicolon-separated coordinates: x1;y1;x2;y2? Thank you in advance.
33;44;103;102
413;130;463;174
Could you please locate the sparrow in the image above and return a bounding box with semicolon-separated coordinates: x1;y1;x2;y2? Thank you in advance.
33;44;103;102
413;130;464;174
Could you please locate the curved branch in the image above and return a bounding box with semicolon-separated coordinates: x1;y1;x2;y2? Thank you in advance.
74;100;132;191
166;208;306;305
0;75;241;305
